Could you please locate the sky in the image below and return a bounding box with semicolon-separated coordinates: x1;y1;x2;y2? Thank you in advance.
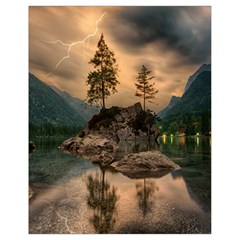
29;6;211;112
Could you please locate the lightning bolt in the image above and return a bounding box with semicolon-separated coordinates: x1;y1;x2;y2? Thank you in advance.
45;12;106;76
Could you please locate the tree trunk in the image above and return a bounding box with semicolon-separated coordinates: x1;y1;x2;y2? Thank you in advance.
101;61;105;108
102;85;105;108
143;85;146;111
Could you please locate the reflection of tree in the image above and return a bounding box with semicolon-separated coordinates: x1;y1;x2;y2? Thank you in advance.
136;179;158;217
86;168;118;233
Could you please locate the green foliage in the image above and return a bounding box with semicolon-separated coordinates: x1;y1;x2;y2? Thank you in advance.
168;122;178;135
157;71;211;136
159;110;211;136
135;65;158;111
128;110;157;135
201;110;211;136
29;122;82;138
87;33;119;108
88;106;121;130
129;111;148;133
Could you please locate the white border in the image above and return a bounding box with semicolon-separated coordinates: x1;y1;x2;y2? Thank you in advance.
2;0;239;240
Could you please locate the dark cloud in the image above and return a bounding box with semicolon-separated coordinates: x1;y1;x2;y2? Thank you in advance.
108;6;211;65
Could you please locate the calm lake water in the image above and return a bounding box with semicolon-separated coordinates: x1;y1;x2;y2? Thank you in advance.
29;136;211;234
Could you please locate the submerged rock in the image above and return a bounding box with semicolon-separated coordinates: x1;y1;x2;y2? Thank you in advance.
112;151;180;179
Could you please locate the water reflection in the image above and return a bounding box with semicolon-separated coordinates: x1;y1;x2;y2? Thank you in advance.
86;167;118;233
179;136;185;147
29;137;211;233
196;136;200;147
115;141;159;159
162;135;167;144
136;179;158;217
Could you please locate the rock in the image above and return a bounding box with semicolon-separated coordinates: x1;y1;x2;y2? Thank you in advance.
133;102;143;114
61;134;118;156
115;114;123;122
117;126;133;141
79;102;159;142
120;109;129;121
98;151;115;166
29;141;36;151
82;134;118;152
61;137;81;152
139;130;148;138
29;187;34;199
126;105;137;117
112;151;180;179
125;102;143;117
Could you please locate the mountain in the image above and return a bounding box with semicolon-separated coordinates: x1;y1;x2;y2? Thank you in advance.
157;96;181;119
29;73;86;127
51;86;100;123
167;71;211;116
184;64;211;93
158;64;211;119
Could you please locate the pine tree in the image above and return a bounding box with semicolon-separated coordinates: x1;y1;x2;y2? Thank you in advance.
86;33;119;108
135;65;158;111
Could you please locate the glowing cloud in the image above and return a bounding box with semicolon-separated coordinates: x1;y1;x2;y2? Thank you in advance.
45;12;107;75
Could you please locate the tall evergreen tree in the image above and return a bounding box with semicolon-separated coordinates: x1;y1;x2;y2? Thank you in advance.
86;33;119;108
135;65;158;111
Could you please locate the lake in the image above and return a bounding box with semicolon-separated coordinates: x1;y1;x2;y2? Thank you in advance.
29;136;211;234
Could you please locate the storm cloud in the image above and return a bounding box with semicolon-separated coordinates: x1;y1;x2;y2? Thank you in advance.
108;6;211;65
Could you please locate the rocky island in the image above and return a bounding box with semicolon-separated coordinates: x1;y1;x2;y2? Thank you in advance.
61;102;180;178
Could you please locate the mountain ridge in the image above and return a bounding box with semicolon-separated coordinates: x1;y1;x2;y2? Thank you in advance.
29;73;98;127
184;64;211;93
158;64;211;119
51;86;100;123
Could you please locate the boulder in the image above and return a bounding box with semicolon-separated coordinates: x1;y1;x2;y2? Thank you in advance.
61;136;81;152
29;141;36;151
119;102;143;121
117;126;133;141
98;151;115;166
61;134;118;156
112;151;180;179
80;102;159;142
133;102;143;114
120;109;129;121
115;114;123;122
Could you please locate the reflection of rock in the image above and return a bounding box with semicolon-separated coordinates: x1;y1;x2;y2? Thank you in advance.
112;151;180;178
118;169;171;179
